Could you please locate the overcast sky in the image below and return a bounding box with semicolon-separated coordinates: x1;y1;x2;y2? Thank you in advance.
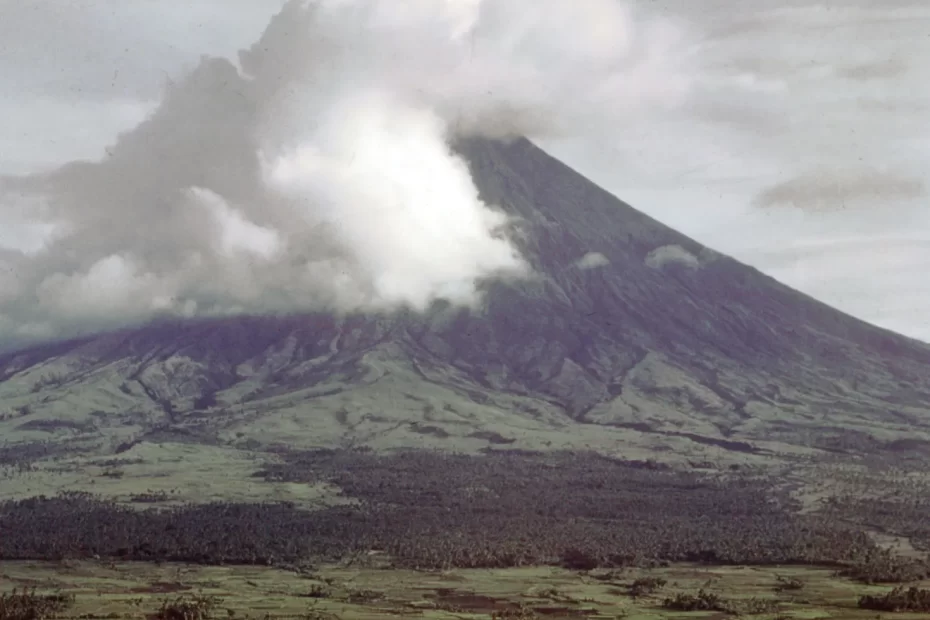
1;0;929;344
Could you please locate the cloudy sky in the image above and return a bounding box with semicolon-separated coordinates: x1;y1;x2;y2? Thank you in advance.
1;0;929;345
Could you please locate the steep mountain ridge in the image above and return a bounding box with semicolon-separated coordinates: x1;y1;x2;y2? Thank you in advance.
2;136;930;462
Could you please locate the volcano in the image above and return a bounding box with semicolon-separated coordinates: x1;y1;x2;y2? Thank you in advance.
2;135;930;468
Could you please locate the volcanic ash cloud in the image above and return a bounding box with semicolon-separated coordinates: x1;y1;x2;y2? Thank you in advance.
0;0;693;345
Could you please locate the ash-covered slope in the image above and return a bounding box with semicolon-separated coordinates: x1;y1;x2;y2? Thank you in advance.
2;136;930;458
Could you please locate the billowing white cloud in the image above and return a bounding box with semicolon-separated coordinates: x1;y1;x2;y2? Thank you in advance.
261;90;524;309
0;0;693;347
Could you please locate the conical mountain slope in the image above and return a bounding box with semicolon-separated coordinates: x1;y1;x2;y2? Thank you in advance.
2;135;929;461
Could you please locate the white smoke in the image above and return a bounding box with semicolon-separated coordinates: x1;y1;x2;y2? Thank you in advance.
0;0;693;346
262;90;522;308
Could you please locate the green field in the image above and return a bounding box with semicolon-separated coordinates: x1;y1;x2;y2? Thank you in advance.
3;560;928;620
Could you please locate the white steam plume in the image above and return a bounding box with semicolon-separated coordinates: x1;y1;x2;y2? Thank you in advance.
0;0;693;346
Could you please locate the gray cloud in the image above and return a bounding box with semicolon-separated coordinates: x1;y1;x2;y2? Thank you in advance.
756;168;926;211
0;0;693;347
839;56;908;81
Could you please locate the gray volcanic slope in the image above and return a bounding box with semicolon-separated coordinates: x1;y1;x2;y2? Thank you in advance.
2;136;930;459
